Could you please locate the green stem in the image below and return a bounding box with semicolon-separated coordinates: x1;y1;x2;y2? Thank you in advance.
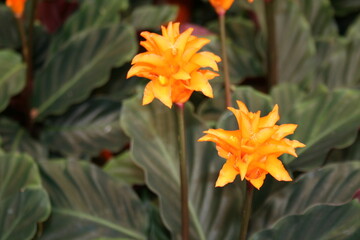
265;0;277;88
175;103;189;240
240;182;254;240
219;12;232;108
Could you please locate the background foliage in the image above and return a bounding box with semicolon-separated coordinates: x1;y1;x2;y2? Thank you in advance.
0;0;359;239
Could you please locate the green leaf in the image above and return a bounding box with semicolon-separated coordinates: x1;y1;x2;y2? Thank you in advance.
104;151;144;185
250;161;360;234
121;96;244;240
0;118;48;160
49;0;129;53
0;50;26;112
250;200;360;240
41;98;128;158
283;87;360;170
298;0;337;37
39;160;147;240
32;24;137;120
127;5;178;30
0;153;51;240
274;0;316;84
0;6;20;49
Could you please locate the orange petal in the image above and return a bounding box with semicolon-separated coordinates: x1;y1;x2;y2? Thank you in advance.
215;159;239;187
272;124;298;140
183;38;211;61
132;53;166;67
248;173;266;190
236;101;249;114
174;28;193;55
189;71;213;98
152;80;172;108
259;104;279;128
142;82;155;105
191;52;221;71
127;65;152;78
265;155;292;181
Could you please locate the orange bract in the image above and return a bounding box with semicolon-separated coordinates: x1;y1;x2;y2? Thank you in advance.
127;22;221;108
6;0;26;17
209;0;235;15
198;101;305;189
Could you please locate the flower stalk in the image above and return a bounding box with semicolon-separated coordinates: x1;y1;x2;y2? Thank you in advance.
176;103;190;240
265;0;277;87
240;183;254;240
219;12;232;108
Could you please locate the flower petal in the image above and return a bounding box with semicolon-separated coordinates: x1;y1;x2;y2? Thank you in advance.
265;155;292;181
259;104;279;128
215;159;238;187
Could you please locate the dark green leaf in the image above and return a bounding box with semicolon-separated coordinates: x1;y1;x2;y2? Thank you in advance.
0;50;26;112
250;200;360;240
121;96;244;240
0;118;48;160
0;153;51;240
49;0;129;53
127;5;178;30
41;98;128;158
39;160;147;240
32;24;137;119
104;151;144;185
283;88;360;170
251;162;360;234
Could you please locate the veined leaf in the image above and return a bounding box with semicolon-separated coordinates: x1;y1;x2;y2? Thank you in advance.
32;24;137;120
298;0;337;37
0;50;26;112
250;200;360;240
283;87;360;170
41;98;128;158
0;153;51;240
127;5;178;30
104;151;144;186
251;161;360;234
49;0;129;53
39;160;147;240
121;96;244;240
0;118;48;161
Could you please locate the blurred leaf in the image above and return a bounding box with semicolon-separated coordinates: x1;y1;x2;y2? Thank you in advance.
251;161;360;234
49;0;129;53
250;200;360;240
41;98;127;158
39;160;147;240
274;0;316;84
0;50;26;112
32;24;137;120
238;0;316;84
298;0;338;37
0;153;51;240
127;5;178;30
283;87;360;170
121;96;244;240
0;6;20;49
0;118;48;160
104;151;144;185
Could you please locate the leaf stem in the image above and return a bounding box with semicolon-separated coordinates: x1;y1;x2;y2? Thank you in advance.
219;12;232;108
240;182;254;240
175;103;189;240
265;0;277;88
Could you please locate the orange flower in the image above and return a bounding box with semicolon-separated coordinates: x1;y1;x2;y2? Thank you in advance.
198;101;305;189
127;22;221;108
6;0;26;17
209;0;235;15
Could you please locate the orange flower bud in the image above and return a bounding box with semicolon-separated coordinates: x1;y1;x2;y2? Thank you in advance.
6;0;26;18
209;0;235;15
